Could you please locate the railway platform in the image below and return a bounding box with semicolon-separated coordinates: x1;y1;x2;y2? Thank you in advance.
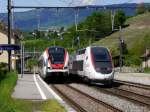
114;72;150;86
12;74;55;100
12;73;75;112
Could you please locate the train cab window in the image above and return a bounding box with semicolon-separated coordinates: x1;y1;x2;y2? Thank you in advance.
91;47;110;61
78;49;86;55
48;47;65;64
86;56;88;60
91;47;112;73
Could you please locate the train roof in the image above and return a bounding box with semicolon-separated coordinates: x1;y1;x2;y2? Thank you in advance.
77;46;108;51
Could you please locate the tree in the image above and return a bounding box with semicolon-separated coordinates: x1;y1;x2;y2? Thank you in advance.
0;20;6;31
26;58;38;71
115;10;126;28
77;11;112;39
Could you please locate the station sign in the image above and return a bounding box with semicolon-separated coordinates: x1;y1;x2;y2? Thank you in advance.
0;44;20;51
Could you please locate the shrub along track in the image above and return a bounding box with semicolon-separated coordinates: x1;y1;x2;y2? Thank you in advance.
51;84;122;112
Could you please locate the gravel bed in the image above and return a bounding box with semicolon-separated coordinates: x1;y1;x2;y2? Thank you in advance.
114;73;150;86
117;85;150;97
70;84;150;112
54;85;114;112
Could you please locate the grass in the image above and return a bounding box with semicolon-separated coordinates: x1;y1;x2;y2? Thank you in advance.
0;71;66;112
93;12;150;66
144;68;150;73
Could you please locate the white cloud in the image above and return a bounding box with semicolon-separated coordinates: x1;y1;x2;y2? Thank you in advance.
81;0;95;5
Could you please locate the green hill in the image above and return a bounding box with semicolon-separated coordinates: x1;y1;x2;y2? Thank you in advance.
93;13;150;66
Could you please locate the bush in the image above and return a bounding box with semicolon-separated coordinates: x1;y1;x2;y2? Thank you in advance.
0;72;66;112
0;72;17;112
144;68;150;73
0;63;8;81
26;58;38;71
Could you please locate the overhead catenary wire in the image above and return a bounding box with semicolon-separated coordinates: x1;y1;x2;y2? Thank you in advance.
74;7;100;32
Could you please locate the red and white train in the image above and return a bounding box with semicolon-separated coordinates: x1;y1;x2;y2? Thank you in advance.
69;46;114;85
38;46;69;79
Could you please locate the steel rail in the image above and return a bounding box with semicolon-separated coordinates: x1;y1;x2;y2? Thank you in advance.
51;85;87;112
93;84;150;108
65;85;122;112
114;79;150;90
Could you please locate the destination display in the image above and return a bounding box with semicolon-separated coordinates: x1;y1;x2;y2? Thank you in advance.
0;44;20;51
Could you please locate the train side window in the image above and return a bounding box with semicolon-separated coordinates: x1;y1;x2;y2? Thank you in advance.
78;49;86;55
38;59;43;68
81;49;86;54
86;56;88;60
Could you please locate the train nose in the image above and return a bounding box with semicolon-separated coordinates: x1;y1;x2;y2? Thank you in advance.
51;64;64;69
95;67;112;74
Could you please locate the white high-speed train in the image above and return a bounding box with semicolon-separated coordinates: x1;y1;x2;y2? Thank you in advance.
38;46;69;79
69;46;114;85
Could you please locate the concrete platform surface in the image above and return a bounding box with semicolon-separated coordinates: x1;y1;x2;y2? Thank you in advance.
12;74;75;112
114;72;150;86
12;74;55;100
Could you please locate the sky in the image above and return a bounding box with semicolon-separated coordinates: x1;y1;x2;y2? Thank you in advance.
0;0;150;13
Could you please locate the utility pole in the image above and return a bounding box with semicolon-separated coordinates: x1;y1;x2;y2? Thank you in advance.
21;44;23;77
8;0;12;71
111;10;115;32
119;26;123;72
74;8;79;32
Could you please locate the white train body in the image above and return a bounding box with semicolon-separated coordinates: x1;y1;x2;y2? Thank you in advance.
69;46;114;84
38;46;69;78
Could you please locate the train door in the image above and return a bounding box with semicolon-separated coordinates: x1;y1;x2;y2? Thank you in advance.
84;48;90;77
42;58;48;78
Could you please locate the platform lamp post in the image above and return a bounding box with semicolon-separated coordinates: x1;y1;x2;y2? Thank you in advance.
8;0;12;71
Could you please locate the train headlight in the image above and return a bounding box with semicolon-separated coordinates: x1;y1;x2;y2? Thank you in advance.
48;67;52;70
64;67;68;69
107;67;112;71
95;68;101;72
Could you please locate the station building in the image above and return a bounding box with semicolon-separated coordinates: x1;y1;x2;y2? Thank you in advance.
0;32;15;68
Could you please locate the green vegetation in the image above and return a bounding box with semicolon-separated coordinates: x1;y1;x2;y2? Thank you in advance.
23;10;126;52
26;58;38;71
144;68;150;73
22;11;150;67
93;13;150;66
0;71;66;112
114;10;126;28
0;63;8;82
0;20;7;32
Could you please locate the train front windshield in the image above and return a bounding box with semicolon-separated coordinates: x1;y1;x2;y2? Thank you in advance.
48;47;65;64
91;47;113;74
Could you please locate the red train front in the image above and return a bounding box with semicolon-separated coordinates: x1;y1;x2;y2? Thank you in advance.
38;46;69;79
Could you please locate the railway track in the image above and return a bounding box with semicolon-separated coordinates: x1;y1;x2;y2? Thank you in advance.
93;80;150;108
51;84;122;112
51;85;87;112
114;79;150;91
